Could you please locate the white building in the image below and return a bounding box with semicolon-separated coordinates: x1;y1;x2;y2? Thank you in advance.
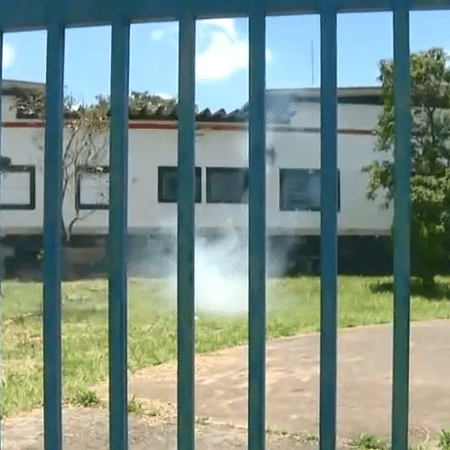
0;81;393;276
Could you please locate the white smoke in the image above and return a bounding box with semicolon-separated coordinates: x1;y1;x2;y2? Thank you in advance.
162;228;286;317
129;92;303;315
194;230;248;315
160;223;248;316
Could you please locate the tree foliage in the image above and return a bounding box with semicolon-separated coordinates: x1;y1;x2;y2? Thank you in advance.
363;48;450;289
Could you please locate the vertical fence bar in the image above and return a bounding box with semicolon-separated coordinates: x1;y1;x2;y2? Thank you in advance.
392;5;411;450
177;13;196;450
108;17;130;450
43;21;65;450
319;9;338;450
248;5;266;450
0;29;3;450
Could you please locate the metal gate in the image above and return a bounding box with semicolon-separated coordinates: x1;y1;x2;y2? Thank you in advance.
0;0;427;449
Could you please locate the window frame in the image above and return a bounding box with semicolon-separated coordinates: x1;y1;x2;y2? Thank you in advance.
279;168;341;212
76;165;110;211
157;166;202;203
0;164;36;210
206;167;249;204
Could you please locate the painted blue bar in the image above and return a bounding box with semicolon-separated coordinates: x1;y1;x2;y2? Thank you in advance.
108;18;130;450
0;30;3;450
319;9;338;450
248;6;266;450
177;14;196;450
392;5;411;450
2;0;450;32
43;22;65;450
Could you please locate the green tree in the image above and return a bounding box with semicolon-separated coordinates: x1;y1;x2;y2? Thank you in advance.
363;47;450;290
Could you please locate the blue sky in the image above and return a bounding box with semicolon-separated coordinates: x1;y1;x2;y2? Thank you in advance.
2;10;450;112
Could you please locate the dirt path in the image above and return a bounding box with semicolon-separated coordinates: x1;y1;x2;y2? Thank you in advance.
3;320;450;449
1;405;337;449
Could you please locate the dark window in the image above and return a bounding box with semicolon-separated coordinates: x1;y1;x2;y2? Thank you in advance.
206;167;248;204
279;168;340;211
158;166;202;203
76;165;109;210
0;165;36;210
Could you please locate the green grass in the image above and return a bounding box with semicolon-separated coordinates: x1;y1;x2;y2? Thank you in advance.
127;395;146;415
438;429;450;450
127;395;161;417
3;275;450;417
351;434;390;450
71;389;102;408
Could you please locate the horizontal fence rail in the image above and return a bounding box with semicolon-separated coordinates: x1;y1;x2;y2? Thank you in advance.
0;1;415;450
0;0;449;30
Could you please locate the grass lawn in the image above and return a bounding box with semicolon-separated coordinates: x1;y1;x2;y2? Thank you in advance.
2;275;450;417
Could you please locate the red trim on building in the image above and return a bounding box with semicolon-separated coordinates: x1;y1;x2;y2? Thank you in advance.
3;121;44;128
339;128;374;135
129;122;177;130
2;120;374;135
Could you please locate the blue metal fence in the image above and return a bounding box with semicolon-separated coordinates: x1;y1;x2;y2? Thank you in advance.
108;17;130;450
0;0;423;449
177;12;196;450
43;21;64;450
392;4;412;450
319;10;338;450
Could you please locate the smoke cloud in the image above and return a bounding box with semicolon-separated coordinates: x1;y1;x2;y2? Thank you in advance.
128;92;302;316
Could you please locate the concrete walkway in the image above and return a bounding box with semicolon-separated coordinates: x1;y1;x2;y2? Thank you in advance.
3;320;450;449
100;320;450;444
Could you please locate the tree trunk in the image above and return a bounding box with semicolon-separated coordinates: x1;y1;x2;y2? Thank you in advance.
67;216;81;245
421;273;435;291
61;217;70;245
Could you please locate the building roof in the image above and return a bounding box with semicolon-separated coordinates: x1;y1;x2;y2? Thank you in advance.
266;86;383;103
6;81;383;123
2;79;46;98
132;106;250;123
127;86;383;123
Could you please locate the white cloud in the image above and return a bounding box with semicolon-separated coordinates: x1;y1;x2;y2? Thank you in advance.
196;19;272;82
3;44;14;70
196;31;248;81
150;29;165;41
155;92;175;100
200;18;238;40
146;19;272;81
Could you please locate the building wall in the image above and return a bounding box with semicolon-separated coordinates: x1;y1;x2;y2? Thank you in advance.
0;100;393;234
0;95;398;276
